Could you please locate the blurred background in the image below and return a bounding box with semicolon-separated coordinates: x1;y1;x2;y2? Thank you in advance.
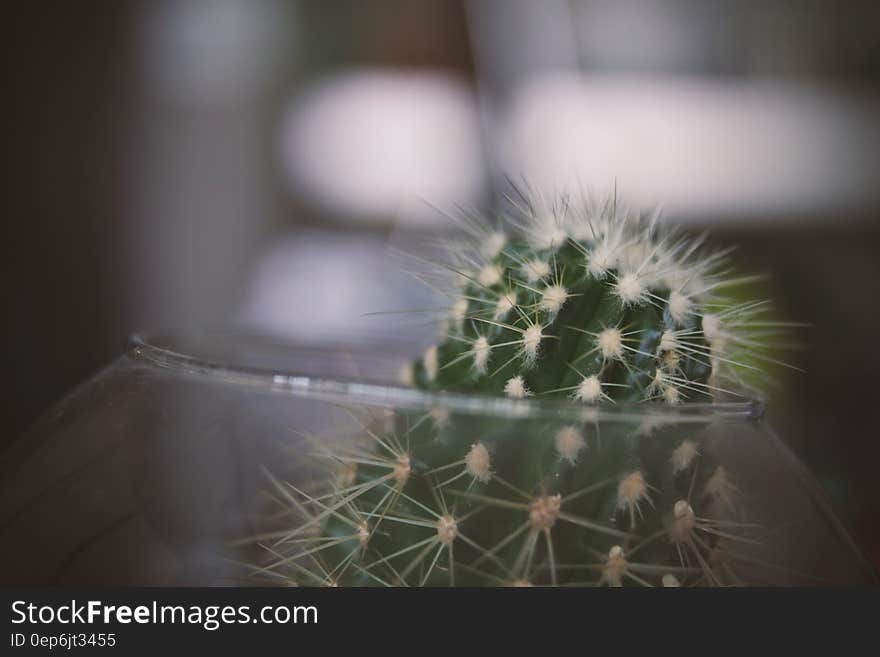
6;0;879;567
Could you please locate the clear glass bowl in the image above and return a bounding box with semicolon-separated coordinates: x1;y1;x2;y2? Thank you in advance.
0;330;875;586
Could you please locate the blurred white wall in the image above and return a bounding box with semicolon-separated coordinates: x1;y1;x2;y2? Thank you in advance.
500;72;880;221
279;69;486;226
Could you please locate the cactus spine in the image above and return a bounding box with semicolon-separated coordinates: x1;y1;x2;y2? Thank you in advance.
256;188;787;586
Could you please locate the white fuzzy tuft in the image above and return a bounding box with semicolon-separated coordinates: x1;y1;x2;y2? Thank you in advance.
494;291;517;320
357;521;370;547
702;313;722;344
423;345;438;381
662;349;681;372
661;574;681;587
617;471;652;527
450;298;468;331
663;384;681;405
554;425;586;465
398;363;414;386
528;494;561;531
668;291;692;325
521;324;543;364
670;499;696;544
436;514;458;545
613;272;647;306
648;368;667;393
539;284;569;314
670;440;699;473
648;368;681;404
603;545;628;587
477;263;503;288
504;375;530;399
472;336;491;373
465;442;492;483
523;258;551;283
659;330;679;353
597;327;624;360
393;454;412;486
481;231;506;258
574;374;604;403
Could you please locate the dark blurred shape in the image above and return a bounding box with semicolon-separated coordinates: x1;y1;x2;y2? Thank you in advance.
713;223;880;568
570;0;880;78
7;2;136;442
297;0;473;71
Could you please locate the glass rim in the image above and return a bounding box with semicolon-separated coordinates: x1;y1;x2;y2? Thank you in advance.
128;329;765;424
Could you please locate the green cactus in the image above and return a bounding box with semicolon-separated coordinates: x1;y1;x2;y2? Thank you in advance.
253;188;789;586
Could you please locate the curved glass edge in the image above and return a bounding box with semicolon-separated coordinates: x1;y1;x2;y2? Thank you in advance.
761;423;880;584
128;331;765;424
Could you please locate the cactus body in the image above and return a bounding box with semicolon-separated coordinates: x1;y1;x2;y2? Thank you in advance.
409;203;717;404
258;190;787;586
